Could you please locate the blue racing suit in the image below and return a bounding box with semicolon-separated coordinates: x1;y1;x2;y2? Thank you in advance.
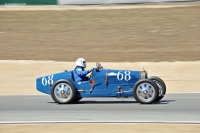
73;66;91;82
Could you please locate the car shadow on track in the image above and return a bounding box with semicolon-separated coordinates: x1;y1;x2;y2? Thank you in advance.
153;100;176;105
77;100;138;104
48;100;137;104
47;100;176;105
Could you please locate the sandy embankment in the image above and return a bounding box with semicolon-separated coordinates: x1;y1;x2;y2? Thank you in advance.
0;60;199;95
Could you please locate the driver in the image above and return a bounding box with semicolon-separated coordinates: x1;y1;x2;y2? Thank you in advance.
73;58;94;82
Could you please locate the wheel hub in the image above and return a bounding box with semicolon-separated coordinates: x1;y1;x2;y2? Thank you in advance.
136;82;155;102
143;90;148;94
61;90;65;94
54;83;72;102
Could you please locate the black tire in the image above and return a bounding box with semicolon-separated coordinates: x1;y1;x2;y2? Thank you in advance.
51;79;76;104
72;97;82;103
149;76;166;102
133;79;159;104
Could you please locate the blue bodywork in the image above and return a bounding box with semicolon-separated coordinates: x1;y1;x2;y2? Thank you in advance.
36;68;141;97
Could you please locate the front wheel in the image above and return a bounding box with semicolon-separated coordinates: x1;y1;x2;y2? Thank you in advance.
51;80;76;104
133;79;159;104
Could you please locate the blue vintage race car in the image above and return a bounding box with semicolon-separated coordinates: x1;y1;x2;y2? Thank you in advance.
36;63;166;104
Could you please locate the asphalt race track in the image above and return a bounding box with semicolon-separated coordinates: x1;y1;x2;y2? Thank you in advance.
0;93;199;124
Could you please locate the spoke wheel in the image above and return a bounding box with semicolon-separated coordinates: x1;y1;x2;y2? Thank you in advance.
133;79;159;104
51;80;76;104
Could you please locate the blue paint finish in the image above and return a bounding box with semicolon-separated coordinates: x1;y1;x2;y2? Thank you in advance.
36;67;141;97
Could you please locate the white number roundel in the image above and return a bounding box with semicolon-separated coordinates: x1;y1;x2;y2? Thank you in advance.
117;71;131;81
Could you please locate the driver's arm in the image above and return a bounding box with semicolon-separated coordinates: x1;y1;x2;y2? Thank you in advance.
75;68;90;77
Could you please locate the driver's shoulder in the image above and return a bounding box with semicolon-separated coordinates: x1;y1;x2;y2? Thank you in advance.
75;66;82;71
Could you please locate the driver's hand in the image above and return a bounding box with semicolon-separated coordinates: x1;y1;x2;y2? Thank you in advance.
87;73;92;79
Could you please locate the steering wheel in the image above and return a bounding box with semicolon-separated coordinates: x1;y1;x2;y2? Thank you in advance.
96;62;103;71
88;62;102;79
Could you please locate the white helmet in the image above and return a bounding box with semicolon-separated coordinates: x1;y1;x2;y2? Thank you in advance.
76;58;86;68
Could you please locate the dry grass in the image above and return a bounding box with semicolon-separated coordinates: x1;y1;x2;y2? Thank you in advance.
0;6;200;62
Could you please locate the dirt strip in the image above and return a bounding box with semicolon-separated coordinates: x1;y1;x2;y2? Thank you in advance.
0;123;200;133
0;60;199;95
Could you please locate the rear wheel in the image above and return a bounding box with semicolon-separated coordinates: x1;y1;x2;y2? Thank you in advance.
133;79;159;104
51;80;76;104
149;76;166;102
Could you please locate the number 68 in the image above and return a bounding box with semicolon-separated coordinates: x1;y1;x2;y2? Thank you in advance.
117;71;131;81
42;75;54;86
